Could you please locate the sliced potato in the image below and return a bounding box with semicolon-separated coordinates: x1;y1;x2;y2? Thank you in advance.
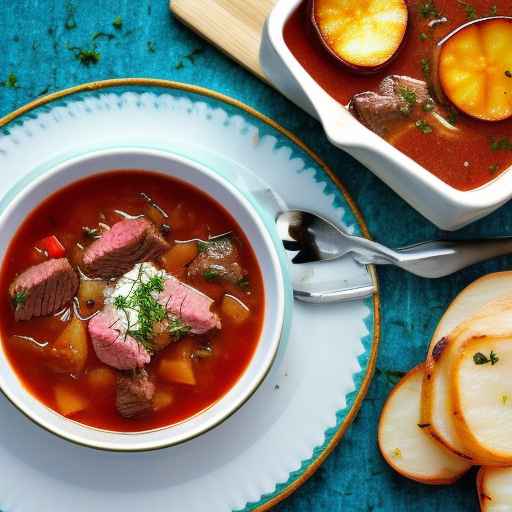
86;367;116;391
54;384;89;417
421;273;512;460
153;389;175;411
451;334;512;465
48;316;89;374
439;18;512;121
221;294;250;325
161;242;198;274
378;364;471;484
158;358;196;385
78;279;106;312
477;466;512;511
312;0;408;71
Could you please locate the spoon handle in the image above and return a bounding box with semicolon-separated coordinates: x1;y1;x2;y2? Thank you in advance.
355;238;512;278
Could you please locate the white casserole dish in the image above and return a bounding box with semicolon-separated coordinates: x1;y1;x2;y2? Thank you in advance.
260;0;512;230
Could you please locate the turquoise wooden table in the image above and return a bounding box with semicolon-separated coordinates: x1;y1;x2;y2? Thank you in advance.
1;1;509;510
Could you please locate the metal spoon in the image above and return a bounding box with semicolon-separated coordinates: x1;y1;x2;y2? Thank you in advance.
277;210;512;302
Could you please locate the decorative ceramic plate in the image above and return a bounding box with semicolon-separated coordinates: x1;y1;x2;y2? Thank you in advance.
0;79;380;512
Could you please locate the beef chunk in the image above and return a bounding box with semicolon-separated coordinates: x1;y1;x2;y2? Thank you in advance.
88;307;151;370
82;218;169;279
351;75;433;136
9;258;79;321
188;236;244;284
116;369;155;419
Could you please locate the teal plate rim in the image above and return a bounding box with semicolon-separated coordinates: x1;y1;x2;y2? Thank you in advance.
0;78;381;512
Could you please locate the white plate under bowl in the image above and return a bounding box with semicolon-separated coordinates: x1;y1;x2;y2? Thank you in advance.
260;0;512;230
0;79;379;512
0;148;287;451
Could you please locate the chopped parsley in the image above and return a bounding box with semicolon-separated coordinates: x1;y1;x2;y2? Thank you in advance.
473;351;499;365
415;120;433;134
447;108;458;126
3;73;18;88
421;58;431;81
237;276;250;291
423;100;435;113
12;290;27;307
112;16;123;29
457;0;478;20
491;137;512;151
168;316;191;340
399;87;417;115
197;240;209;253
147;41;156;53
203;267;220;281
420;1;439;19
68;45;101;66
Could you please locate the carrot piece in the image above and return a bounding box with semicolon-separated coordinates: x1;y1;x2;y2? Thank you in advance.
36;235;66;258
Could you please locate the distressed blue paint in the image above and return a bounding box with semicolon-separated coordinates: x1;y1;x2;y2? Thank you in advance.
1;1;509;510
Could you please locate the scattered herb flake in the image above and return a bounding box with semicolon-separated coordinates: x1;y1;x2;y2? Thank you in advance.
457;0;478;20
197;240;209;253
419;32;429;41
237;276;250;291
473;350;499;365
203;267;220;281
491;137;512;151
399;87;417;115
147;41;156;53
12;290;27;307
415;119;433;134
391;448;402;459
447;108;458;126
421;58;431;80
68;45;101;66
423;100;435;113
489;5;498;15
501;394;509;405
82;226;99;239
64;2;77;30
420;1;439;19
168;316;191;340
4;73;18;88
92;31;115;41
112;16;123;29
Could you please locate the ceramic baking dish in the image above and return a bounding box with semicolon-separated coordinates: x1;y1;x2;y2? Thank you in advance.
259;0;512;231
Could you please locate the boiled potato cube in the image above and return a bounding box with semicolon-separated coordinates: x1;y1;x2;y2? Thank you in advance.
153;389;175;411
221;294;250;324
86;367;116;391
159;358;196;385
54;385;89;417
49;317;88;374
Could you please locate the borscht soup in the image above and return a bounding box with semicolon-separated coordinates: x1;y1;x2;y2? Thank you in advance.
285;1;512;191
0;171;264;432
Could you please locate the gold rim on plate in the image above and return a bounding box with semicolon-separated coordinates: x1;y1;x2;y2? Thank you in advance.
0;78;381;512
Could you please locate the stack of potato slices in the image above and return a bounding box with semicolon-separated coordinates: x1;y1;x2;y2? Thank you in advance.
379;272;512;509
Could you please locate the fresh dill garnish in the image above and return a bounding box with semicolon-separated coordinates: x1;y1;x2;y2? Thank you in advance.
490;137;512;151
420;1;439;19
4;73;18;88
203;267;220;281
457;0;478;20
112;16;123;29
168;316;191;340
399;87;417;115
473;351;499;365
147;41;156;53
82;226;99;239
12;290;27;307
415;120;433;134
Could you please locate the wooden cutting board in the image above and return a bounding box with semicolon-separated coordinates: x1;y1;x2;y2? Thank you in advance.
170;0;277;82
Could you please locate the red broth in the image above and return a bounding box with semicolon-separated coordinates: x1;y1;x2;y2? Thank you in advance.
0;171;264;432
284;1;512;191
